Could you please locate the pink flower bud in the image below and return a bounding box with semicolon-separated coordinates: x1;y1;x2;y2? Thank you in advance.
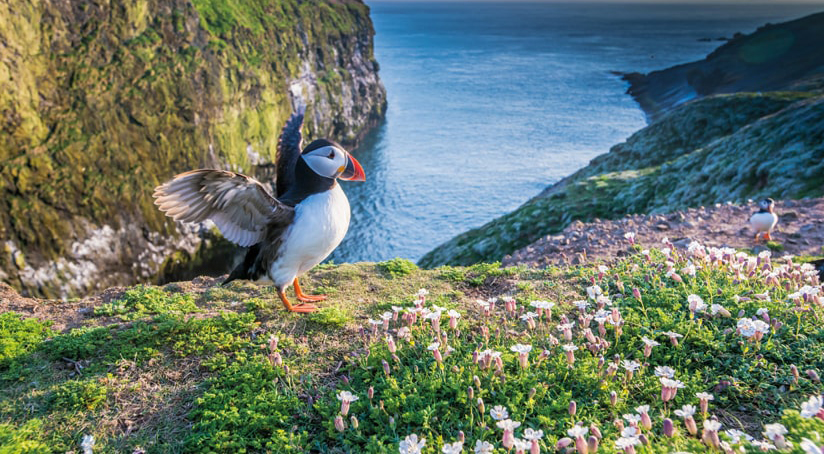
557;437;573;450
663;418;675;437
334;415;345;432
638;434;649;446
632;287;642;301
350;415;359;429
590;424;602;439
458;431;465;442
587;436;599;453
791;365;800;383
474;375;481;390
640;412;652;430
382;360;390;375
575;436;588;454
685;416;697;435
569;401;577;416
502;429;515;449
367;387;374;400
477;398;485;414
808;369;821;383
610;391;617;406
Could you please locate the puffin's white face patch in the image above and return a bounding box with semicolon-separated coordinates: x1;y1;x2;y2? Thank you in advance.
302;145;347;179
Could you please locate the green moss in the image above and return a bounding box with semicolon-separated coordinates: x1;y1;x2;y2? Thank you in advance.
378;258;419;279
49;379;108;412
0;313;53;373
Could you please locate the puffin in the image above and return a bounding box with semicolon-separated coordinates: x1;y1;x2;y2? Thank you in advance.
749;198;778;242
153;107;365;313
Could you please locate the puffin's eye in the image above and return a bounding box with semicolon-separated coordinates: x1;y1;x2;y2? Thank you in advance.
327;151;335;159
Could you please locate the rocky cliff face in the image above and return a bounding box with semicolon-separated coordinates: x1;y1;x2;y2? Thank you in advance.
0;0;386;298
623;11;824;121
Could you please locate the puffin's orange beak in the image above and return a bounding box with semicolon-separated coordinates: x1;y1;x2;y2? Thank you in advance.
340;154;365;181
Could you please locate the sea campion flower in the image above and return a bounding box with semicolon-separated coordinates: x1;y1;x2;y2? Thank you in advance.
635;405;652;430
441;441;464;454
502;296;517;315
615;436;640;454
446;309;462;330
800;438;824;454
520;312;539;330
674;405;698;435
497;419;521;449
623;413;641;427
662;418;675;437
474;440;494;454
334;415;345;432
710;303;731;317
660;377;685;402
523;428;544;454
800;395;824;419
558;322;575;341
696;392;714;414
725;429;753;444
641;336;659;358
562;344;578;367
687;294;706;316
763;423;788;449
490;405;509;421
416;288;428;305
568;426;589;454
529;300;554;319
702;420;722;448
631;287;642;302
622;360;641;381
586;284;603;300
667;270;683;283
400;434;426;454
511;344;533;369
654;365;675;379
624;232;636;245
337;391;359;416
428;342;443;364
386;335;397;353
662;331;683;346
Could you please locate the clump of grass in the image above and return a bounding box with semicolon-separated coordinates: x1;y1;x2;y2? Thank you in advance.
379;258;419;279
0;419;50;453
308;306;353;327
49;379;108;412
94;285;199;320
0;313;52;373
766;240;785;252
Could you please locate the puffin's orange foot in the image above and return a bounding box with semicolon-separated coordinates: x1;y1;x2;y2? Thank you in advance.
290;303;319;313
278;289;318;313
763;232;772;241
293;278;327;303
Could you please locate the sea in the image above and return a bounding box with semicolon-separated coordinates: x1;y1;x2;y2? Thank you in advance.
328;1;824;264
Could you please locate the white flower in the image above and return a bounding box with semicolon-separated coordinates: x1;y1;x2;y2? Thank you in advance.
660;377;685;388
674;405;696;418
473;440;494;454
417;289;429;297
557;322;575;331
574;300;589;310
381;312;394;321
567;425;588;438
801;438;823;454
756;308;769;316
400;434;426;454
337;391;359;403
703;419;722;431
737;318;757;337
750;440;776;450
801;395;823;418
615;437;640;449
392;305;404;312
496;419;521;431
519;312;539;320
623;413;641;424
696;392;714;401
427;342;441;351
654;366;676;378
687;294;707;313
490;405;509;421
513;438;530;451
624;232;636;240
442;441;464;454
425;311;442;320
682;263;696;277
635;405;650;414
586;285;602;300
725;429;753;444
529;300;554;310
562;344;579;352
510;344;533;354
622;360;641;371
368;318;383;325
641;336;660;347
763;423;787;441
81;435;94;454
662;331;683;338
598;265;609;273
710;304;726;315
447;309;461;318
522;428;544;440
621;426;639;438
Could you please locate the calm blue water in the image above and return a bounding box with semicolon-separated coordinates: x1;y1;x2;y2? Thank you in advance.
330;2;824;264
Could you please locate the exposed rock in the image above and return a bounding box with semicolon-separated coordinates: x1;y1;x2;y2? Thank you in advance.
0;0;386;297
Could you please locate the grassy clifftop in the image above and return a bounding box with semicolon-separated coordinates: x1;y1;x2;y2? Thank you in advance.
1;246;822;452
0;0;385;297
419;92;824;268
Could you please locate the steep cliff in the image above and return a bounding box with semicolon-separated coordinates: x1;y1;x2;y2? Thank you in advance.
623;11;824;121
419;92;824;268
0;0;386;298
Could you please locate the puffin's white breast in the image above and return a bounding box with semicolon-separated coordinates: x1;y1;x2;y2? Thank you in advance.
268;184;351;287
750;212;778;232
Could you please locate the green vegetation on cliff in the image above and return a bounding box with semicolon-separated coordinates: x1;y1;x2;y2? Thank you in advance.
419;92;824;268
0;246;822;452
0;0;385;297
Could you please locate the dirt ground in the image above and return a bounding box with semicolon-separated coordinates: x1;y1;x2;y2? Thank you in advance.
504;198;824;268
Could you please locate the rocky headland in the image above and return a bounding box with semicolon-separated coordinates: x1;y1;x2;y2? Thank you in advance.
420;11;824;269
0;0;386;298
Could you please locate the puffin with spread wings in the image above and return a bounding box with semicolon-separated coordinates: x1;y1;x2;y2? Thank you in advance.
153;107;365;313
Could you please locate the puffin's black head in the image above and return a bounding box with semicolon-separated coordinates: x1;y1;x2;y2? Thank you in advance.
758;198;775;212
300;139;365;182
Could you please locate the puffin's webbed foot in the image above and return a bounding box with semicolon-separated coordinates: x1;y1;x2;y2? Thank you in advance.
293;278;328;302
278;288;318;313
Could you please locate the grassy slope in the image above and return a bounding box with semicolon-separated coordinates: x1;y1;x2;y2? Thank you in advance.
419;92;824;268
1;245;823;452
0;0;384;295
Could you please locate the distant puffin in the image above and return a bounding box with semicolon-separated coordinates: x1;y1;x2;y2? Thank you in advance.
153;107;365;313
749;198;778;242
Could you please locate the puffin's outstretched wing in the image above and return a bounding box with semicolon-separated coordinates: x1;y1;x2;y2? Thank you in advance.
153;170;295;247
276;106;306;198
